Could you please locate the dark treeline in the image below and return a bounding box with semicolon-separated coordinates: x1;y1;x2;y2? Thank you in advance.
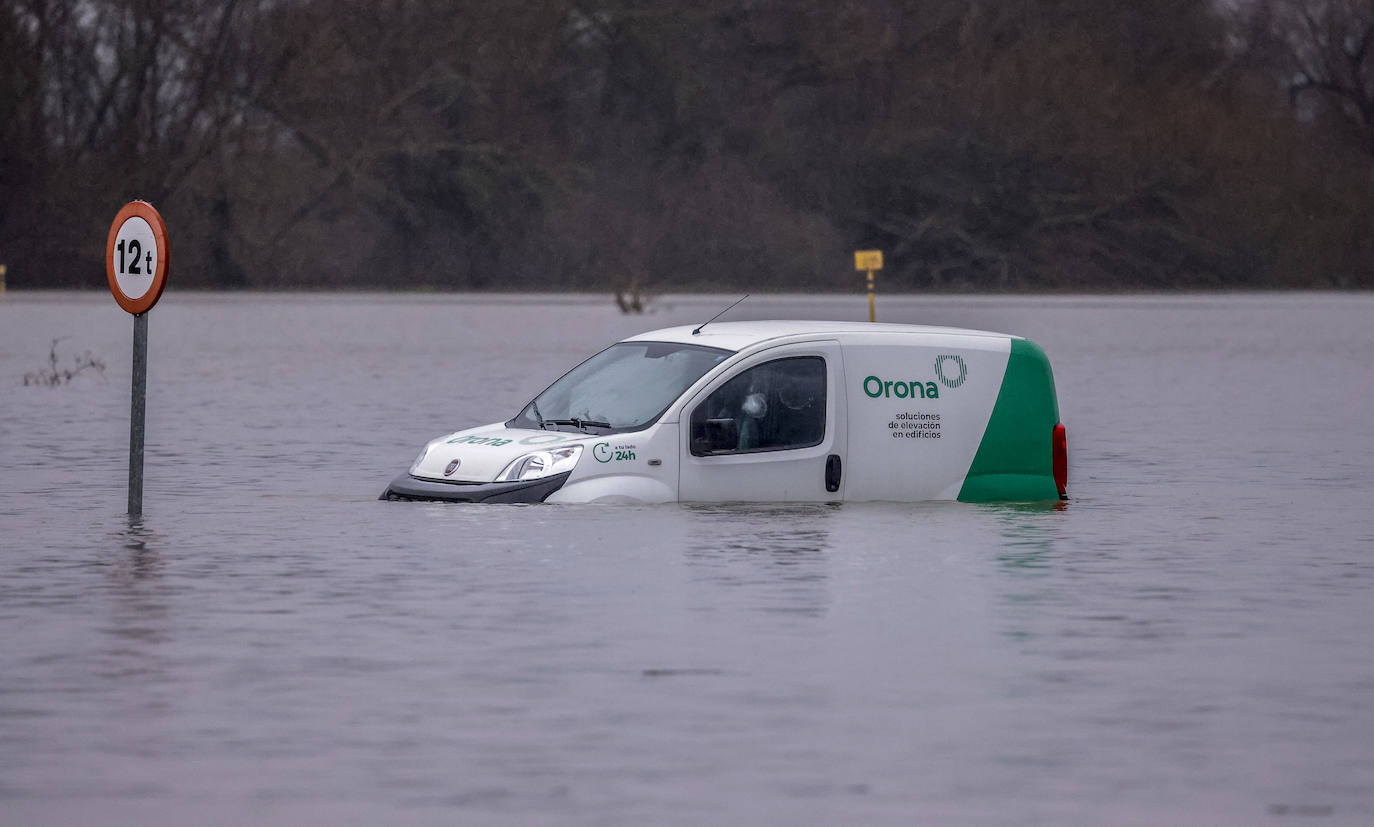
3;0;1373;292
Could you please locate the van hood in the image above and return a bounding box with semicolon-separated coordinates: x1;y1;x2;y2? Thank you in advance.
410;424;594;483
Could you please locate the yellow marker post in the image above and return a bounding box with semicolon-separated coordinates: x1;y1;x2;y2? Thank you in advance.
0;264;7;296
854;250;883;322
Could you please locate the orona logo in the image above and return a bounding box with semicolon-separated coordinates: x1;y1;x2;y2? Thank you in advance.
863;355;967;400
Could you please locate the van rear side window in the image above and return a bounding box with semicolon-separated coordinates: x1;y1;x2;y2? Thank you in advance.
689;357;826;456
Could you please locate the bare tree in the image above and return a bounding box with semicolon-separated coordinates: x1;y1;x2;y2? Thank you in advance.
3;0;1373;290
1259;0;1374;156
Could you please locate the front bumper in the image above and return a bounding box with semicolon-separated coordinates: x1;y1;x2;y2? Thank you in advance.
380;471;572;503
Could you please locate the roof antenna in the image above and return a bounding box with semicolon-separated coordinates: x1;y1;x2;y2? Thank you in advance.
692;295;749;335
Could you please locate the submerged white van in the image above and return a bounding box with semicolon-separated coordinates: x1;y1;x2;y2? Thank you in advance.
382;321;1068;504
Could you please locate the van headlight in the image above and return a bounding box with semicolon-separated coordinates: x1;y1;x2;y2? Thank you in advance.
495;445;583;482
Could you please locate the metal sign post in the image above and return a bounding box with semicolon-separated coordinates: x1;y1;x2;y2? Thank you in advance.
854;250;884;322
128;313;148;514
105;201;170;517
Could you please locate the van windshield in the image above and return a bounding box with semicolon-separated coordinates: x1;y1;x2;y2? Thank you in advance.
508;341;733;434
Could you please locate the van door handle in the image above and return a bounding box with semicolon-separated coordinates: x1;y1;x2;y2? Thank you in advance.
825;454;842;492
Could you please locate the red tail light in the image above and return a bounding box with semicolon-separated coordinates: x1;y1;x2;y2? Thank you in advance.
1052;423;1068;500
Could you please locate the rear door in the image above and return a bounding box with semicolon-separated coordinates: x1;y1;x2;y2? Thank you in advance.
678;341;846;502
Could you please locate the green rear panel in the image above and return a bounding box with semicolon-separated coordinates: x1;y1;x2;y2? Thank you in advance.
957;338;1061;502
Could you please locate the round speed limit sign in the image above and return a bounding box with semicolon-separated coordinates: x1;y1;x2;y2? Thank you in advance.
105;201;170;315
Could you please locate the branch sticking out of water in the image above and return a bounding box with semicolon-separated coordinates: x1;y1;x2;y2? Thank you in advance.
23;338;106;387
614;277;654;314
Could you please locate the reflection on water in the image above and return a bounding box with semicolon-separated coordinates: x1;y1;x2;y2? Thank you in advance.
98;518;173;714
986;502;1066;574
683;503;832;617
110;516;166;584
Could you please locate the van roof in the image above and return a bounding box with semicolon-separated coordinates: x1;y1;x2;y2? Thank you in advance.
623;320;1015;352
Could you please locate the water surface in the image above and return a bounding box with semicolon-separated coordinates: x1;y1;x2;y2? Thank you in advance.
3;292;1373;824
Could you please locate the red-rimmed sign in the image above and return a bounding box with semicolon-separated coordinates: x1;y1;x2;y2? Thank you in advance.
105;200;170;516
105;201;170;315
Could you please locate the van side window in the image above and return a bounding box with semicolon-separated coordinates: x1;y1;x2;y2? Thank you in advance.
689;357;826;456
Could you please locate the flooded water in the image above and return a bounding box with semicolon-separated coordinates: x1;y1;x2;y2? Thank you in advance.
3;291;1373;824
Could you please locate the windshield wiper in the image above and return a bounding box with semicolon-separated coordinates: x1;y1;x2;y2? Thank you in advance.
530;399;547;430
544;418;612;431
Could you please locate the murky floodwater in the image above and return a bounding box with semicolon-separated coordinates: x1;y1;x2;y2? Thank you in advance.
3;291;1373;825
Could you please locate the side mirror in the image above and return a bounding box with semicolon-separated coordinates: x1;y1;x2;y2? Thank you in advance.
692;417;738;454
